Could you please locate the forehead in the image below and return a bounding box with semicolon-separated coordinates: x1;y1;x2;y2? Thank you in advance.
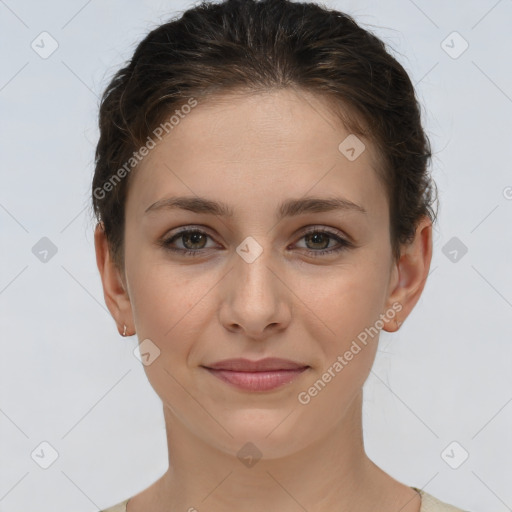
125;88;388;223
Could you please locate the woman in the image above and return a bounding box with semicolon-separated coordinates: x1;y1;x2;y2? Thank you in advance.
92;0;467;510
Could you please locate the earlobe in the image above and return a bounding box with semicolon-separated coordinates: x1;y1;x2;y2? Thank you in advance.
382;216;433;333
94;222;134;336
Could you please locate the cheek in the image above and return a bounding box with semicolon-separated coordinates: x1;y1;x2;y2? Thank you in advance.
294;260;389;415
296;257;390;353
129;266;203;338
125;243;222;351
125;259;211;397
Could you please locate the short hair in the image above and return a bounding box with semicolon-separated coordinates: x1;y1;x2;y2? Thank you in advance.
91;0;437;271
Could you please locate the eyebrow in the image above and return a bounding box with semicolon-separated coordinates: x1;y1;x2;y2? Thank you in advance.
144;195;367;219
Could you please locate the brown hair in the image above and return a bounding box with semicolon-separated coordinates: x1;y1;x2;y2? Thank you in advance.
91;0;437;271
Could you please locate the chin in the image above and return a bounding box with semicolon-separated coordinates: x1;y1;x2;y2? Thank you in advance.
204;409;317;461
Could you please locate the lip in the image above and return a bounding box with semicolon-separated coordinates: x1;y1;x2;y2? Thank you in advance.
202;358;310;392
204;357;309;371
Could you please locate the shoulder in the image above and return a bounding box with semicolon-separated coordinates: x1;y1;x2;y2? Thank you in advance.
99;498;130;512
99;490;471;512
413;488;469;512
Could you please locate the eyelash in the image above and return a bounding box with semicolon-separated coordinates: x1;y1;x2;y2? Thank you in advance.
159;226;353;258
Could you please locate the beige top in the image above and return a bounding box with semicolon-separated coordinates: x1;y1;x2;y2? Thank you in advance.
100;487;468;512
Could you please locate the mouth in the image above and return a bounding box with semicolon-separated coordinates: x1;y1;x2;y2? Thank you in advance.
201;358;310;392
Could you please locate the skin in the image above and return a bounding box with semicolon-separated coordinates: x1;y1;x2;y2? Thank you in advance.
95;87;432;512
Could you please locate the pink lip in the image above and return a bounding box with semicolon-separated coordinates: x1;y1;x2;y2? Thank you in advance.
202;358;310;391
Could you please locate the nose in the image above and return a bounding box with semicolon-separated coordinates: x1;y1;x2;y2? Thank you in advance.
218;246;292;340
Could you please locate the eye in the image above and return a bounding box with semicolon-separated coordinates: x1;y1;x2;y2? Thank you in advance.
294;227;352;257
159;228;218;256
158;226;353;257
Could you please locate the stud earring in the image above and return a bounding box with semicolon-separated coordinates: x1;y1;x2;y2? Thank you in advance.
122;324;127;336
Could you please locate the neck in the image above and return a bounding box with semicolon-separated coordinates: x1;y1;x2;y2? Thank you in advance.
131;391;421;512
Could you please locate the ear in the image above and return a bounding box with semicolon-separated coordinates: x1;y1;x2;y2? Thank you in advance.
94;222;134;336
382;216;433;332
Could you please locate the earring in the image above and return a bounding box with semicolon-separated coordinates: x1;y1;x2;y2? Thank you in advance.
122;324;127;336
395;317;400;330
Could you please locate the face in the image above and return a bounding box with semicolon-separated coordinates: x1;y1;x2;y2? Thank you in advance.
101;88;419;459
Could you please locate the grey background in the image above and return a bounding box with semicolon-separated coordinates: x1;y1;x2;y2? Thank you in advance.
1;0;511;510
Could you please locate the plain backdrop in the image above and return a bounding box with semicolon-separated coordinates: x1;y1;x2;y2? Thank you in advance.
1;0;511;511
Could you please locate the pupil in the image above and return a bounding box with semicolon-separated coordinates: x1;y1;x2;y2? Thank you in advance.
185;232;205;249
308;233;328;249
